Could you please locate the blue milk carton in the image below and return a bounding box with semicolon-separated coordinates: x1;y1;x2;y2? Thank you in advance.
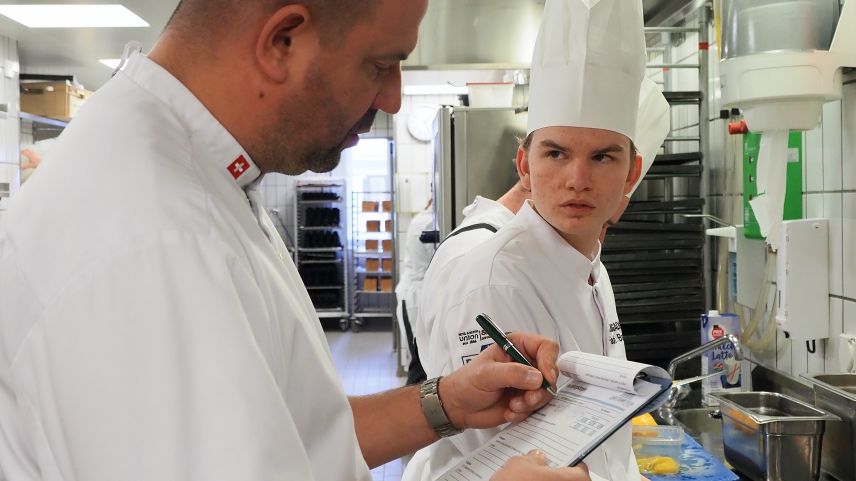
701;310;742;405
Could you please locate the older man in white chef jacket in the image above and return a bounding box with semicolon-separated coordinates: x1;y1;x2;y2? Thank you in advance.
413;1;672;480
0;1;595;481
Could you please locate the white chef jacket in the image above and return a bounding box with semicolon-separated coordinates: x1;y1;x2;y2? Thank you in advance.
412;196;514;360
411;200;637;481
0;52;371;481
395;208;436;339
404;196;514;481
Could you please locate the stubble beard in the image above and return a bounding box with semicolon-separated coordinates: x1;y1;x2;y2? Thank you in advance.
253;64;349;175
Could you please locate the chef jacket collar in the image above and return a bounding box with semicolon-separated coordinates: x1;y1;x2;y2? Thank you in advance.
119;52;262;191
462;196;506;217
519;200;604;285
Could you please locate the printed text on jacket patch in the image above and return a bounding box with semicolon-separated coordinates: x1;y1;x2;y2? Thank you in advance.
608;321;624;345
457;329;489;346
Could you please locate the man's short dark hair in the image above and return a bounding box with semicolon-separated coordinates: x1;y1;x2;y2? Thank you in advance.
166;0;380;44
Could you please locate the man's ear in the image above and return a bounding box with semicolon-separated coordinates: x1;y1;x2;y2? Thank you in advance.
516;146;532;192
255;5;316;83
623;152;643;196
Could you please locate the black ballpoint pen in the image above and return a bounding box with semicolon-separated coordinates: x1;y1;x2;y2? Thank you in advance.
475;313;557;396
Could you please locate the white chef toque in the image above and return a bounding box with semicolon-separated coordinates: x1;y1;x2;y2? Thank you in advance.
526;0;647;144
629;76;671;196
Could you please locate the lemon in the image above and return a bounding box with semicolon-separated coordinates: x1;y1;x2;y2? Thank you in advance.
632;413;657;426
636;456;680;475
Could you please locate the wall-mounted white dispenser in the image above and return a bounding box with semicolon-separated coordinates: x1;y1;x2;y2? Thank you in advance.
719;0;856;250
775;219;829;341
719;0;856;132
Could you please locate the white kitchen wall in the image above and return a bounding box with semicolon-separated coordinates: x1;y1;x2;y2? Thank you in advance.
667;18;856;377
0;35;19;215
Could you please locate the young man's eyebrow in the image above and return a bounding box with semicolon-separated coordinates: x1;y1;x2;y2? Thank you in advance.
538;139;570;152
592;144;626;156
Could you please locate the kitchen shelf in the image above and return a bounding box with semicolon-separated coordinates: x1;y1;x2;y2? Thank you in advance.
295;179;349;325
350;191;396;329
662;91;703;104
299;225;342;230
20;111;69;128
353;251;394;258
355;269;393;276
606;26;708;373
354;311;396;318
299;199;342;205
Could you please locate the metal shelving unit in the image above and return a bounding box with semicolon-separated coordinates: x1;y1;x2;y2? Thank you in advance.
349;191;396;332
603;16;710;376
294;179;349;328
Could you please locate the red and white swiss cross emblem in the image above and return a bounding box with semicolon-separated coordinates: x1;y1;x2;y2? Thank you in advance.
228;155;250;180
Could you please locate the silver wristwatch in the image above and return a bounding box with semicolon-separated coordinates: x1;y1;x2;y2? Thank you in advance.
419;376;462;438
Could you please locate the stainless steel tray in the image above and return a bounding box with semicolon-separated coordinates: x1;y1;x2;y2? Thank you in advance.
712;392;839;481
802;373;856;481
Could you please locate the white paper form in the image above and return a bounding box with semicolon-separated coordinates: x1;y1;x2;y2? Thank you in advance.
438;353;670;481
558;351;668;393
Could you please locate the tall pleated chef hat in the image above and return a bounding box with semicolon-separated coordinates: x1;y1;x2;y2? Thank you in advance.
527;0;647;143
629;76;671;197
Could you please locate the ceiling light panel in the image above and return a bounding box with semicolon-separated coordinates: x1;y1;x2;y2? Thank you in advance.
0;4;149;28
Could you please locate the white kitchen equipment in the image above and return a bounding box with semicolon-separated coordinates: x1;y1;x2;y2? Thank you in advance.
719;0;856;250
774;219;829;341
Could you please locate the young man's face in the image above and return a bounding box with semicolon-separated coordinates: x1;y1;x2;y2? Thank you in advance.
517;126;641;255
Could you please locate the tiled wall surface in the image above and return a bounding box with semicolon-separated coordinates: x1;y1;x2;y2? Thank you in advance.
663;20;856;377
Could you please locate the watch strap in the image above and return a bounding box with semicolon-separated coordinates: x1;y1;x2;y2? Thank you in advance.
419;376;462;438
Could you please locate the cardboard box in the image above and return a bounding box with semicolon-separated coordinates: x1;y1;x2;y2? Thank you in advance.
382;239;393;252
380;278;394;292
381;200;393;212
361;201;379;212
366;220;381;232
365;239;379;251
21;81;91;120
384;220;393;232
362;277;378;291
366;258;380;271
382;258;393;272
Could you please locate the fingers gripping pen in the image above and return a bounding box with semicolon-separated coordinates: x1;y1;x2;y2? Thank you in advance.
475;313;557;396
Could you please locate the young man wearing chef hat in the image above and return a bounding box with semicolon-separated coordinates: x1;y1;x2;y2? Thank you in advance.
408;0;671;480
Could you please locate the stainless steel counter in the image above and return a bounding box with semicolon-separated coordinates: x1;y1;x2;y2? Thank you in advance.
648;363;843;481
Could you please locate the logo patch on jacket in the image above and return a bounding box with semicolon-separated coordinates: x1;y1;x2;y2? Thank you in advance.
228;155;250;180
458;329;481;346
608;321;624;345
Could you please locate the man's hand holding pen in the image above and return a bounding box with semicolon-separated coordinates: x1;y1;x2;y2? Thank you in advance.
438;331;560;430
434;330;590;480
